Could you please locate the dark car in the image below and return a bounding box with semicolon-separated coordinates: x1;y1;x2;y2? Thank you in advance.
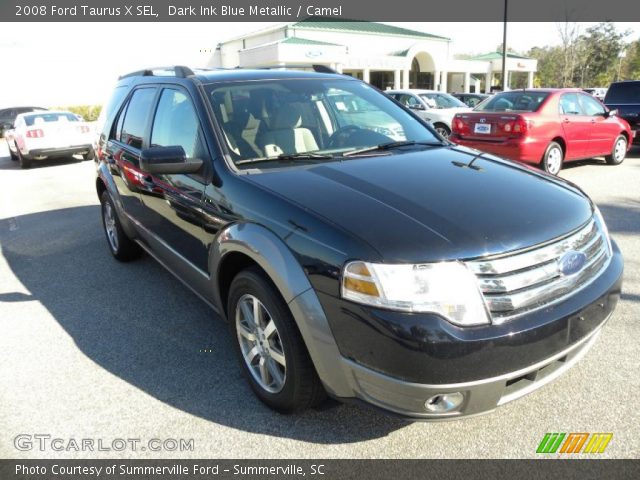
0;106;47;137
604;80;640;144
452;92;489;108
95;66;622;419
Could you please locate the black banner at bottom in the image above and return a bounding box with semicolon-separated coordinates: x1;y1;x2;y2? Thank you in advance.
1;459;639;480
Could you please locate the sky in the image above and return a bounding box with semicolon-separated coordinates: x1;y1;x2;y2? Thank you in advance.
0;21;638;106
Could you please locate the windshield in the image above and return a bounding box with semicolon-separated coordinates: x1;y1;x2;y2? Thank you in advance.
24;112;78;126
205;79;442;168
474;91;550;112
419;93;467;109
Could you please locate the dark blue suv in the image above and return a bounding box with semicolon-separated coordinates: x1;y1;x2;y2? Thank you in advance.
95;66;622;419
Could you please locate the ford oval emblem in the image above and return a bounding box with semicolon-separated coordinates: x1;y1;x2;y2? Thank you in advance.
558;251;587;276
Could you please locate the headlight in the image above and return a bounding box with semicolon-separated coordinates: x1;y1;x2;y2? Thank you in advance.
341;261;490;326
593;206;613;256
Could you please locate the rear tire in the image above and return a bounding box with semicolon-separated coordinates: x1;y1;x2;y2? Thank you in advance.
605;135;627;165
228;266;326;413
9;142;18;161
17;148;31;169
83;148;95;161
542;141;563;175
100;190;142;262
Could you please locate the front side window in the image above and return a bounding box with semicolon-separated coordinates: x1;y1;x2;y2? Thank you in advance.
559;93;583;115
205;79;441;169
150;89;206;159
579;94;606;116
119;88;156;149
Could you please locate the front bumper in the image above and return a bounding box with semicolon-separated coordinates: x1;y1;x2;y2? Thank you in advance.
26;144;92;159
317;242;622;419
339;316;607;419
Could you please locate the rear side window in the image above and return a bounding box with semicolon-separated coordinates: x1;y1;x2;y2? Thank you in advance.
476;92;550;112
119;88;156;149
605;82;640;104
150;89;205;159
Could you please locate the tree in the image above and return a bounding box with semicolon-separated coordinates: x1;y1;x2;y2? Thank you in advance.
621;39;640;80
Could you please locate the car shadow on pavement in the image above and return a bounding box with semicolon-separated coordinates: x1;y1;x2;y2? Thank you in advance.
0;155;84;170
0;206;407;443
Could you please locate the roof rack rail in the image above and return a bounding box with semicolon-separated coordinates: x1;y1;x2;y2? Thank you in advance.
119;65;195;80
251;64;339;74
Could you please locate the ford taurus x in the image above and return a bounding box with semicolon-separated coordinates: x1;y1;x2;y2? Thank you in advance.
94;66;623;419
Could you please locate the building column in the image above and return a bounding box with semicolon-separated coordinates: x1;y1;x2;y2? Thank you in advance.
394;69;401;89
403;68;410;89
363;68;370;84
503;69;510;90
433;70;440;90
485;72;492;93
335;63;343;74
464;72;471;93
441;71;448;92
527;71;534;89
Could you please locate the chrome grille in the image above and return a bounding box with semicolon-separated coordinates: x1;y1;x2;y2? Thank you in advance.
466;218;611;323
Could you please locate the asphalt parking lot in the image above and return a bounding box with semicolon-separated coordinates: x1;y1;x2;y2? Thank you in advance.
0;140;638;459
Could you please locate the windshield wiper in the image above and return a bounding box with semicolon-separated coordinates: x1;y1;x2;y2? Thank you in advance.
342;140;445;157
236;152;333;165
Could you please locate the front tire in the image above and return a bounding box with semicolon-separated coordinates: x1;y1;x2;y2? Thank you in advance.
542;141;563;175
100;190;142;262
605;135;627;165
228;267;325;413
433;123;451;139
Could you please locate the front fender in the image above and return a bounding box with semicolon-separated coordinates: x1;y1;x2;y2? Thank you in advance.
210;222;353;397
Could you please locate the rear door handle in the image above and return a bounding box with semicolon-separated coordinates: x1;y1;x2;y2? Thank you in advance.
563;118;571;123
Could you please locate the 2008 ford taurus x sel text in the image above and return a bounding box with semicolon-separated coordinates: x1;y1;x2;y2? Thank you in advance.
94;66;623;419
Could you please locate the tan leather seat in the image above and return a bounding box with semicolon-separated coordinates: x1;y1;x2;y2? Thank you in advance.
258;106;318;157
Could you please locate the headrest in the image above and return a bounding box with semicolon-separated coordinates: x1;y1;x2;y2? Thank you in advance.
270;106;302;130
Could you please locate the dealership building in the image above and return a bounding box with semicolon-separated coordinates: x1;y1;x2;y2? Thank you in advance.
209;19;538;93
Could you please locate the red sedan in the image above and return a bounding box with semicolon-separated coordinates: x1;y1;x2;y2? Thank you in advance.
450;88;634;175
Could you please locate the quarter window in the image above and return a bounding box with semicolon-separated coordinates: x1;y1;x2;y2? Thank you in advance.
119;88;156;149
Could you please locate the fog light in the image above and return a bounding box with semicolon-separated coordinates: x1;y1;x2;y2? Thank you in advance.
424;392;464;413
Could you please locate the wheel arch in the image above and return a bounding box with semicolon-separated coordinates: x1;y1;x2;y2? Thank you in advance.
210;222;353;397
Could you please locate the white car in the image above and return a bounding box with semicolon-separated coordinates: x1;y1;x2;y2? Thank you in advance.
583;88;607;101
386;89;472;138
8;110;94;169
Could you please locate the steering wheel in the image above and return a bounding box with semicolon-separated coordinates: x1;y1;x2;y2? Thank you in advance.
327;125;363;148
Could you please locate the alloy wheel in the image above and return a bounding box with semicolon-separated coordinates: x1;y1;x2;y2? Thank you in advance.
103;201;119;252
235;293;287;393
613;138;626;162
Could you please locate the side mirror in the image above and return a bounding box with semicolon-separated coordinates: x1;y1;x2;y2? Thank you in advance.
605;109;617;118
140;146;203;174
409;104;425;111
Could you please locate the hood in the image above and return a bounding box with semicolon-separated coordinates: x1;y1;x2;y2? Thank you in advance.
245;147;593;263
